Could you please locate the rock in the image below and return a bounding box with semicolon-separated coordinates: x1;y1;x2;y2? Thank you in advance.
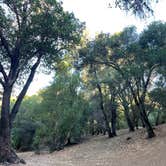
20;159;26;164
126;137;132;140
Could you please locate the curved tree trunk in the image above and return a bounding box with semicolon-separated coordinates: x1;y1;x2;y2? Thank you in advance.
97;83;113;138
127;81;155;138
139;101;155;138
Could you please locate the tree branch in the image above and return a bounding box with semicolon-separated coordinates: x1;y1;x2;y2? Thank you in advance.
10;55;42;127
0;78;5;88
141;63;159;101
0;62;8;82
13;3;21;30
92;60;120;71
0;29;12;57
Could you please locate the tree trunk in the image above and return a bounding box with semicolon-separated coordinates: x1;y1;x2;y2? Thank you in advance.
123;103;135;132
97;83;113;138
140;111;155;138
105;118;113;138
0;87;24;164
0;87;20;163
125;112;135;132
139;101;155;138
10;56;41;128
140;116;145;128
0;87;12;162
0;126;12;163
92;66;112;138
128;81;155;138
111;107;117;136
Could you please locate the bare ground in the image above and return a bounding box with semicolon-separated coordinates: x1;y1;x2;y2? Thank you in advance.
3;124;166;166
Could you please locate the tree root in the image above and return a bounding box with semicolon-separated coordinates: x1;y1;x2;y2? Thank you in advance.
1;149;26;165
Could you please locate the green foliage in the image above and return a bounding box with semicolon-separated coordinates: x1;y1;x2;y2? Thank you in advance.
11;21;166;152
11;73;89;151
11;95;41;151
116;107;127;130
150;88;166;109
77;21;166;136
12;119;37;151
0;0;84;71
34;72;89;150
12;71;90;152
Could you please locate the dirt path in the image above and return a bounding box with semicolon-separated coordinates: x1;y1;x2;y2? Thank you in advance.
5;124;166;166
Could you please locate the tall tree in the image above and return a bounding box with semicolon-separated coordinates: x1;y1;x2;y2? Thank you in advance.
0;0;84;163
34;68;89;151
93;67;113;138
77;22;166;138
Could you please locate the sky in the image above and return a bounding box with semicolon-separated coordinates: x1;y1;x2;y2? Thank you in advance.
63;0;166;36
26;0;166;96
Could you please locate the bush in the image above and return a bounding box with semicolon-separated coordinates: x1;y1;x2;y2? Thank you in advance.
12;119;37;151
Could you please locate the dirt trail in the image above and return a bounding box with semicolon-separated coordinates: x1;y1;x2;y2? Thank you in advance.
4;124;166;166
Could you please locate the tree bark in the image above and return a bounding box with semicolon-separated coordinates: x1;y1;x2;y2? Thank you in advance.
96;83;113;138
0;56;40;163
10;55;41;128
119;92;135;132
0;86;21;163
139;100;155;138
111;107;117;136
0;86;12;162
128;81;155;138
123;103;135;132
92;65;113;138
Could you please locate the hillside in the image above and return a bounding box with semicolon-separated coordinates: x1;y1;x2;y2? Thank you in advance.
4;124;166;166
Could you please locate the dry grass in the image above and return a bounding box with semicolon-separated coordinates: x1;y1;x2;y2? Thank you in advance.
3;124;166;166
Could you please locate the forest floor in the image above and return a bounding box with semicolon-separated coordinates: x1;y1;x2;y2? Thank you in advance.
4;124;166;166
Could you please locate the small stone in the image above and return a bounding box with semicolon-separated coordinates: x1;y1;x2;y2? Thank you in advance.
126;137;132;140
20;159;26;164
